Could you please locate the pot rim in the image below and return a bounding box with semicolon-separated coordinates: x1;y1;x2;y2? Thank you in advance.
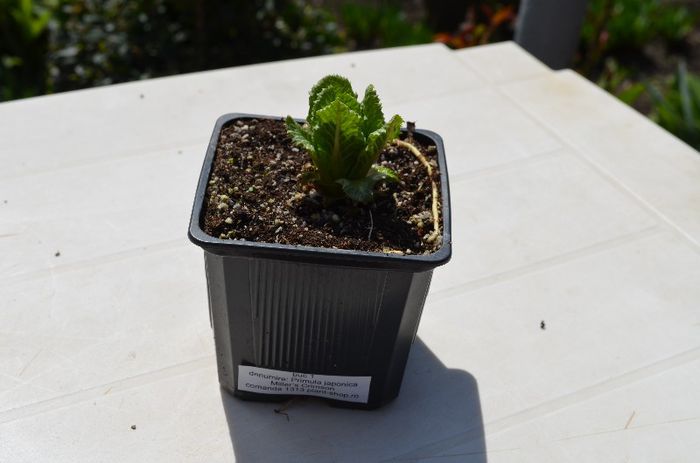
188;113;452;271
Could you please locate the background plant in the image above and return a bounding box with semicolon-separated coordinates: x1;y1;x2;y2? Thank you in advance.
432;1;516;48
596;57;646;106
579;0;698;75
339;3;432;50
47;0;343;93
1;0;699;152
647;61;700;149
286;75;402;203
575;0;699;151
0;0;58;100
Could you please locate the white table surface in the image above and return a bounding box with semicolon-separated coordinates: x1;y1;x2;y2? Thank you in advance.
2;42;699;462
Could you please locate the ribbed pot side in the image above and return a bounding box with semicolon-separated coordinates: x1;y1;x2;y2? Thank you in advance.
204;253;433;409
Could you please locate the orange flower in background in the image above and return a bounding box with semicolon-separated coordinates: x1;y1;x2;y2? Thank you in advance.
432;4;516;49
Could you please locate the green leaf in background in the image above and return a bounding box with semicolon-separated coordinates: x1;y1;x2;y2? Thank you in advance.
647;61;700;150
617;83;645;106
678;62;695;133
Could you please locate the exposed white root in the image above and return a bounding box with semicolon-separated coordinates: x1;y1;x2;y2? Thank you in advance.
394;139;440;241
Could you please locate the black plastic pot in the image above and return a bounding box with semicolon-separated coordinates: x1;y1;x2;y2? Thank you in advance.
188;114;452;409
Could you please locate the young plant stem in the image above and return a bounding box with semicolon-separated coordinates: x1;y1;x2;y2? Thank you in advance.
394;139;440;239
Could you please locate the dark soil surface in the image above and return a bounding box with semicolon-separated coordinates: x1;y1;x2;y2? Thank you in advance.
202;118;443;255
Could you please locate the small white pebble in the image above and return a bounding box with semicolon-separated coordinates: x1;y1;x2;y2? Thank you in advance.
275;226;283;234
217;203;229;210
291;147;299;153
224;217;233;224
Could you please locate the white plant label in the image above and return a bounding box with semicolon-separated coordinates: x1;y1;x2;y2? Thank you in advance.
238;365;371;404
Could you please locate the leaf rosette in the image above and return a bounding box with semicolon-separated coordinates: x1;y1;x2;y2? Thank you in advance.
286;75;403;203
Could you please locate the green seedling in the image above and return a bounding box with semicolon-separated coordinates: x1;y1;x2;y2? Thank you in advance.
285;75;403;203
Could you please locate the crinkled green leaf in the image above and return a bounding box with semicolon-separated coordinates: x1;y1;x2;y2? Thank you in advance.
308;75;353;108
348;113;403;178
309;85;361;126
285;116;315;152
347;126;387;178
368;165;399;183
308;75;357;123
336;177;375;204
313;99;365;180
384;114;403;141
337;166;398;203
361;84;384;136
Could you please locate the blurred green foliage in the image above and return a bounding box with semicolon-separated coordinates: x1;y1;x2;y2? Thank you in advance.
0;0;58;100
339;3;432;50
581;0;696;53
596;57;646;105
578;0;699;77
578;0;700;150
647;62;700;149
47;0;342;93
1;0;442;101
2;0;699;152
1;0;347;100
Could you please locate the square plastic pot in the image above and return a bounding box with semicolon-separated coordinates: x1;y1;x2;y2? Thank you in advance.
189;114;452;409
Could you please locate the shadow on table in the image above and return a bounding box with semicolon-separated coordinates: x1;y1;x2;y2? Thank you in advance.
221;338;486;462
